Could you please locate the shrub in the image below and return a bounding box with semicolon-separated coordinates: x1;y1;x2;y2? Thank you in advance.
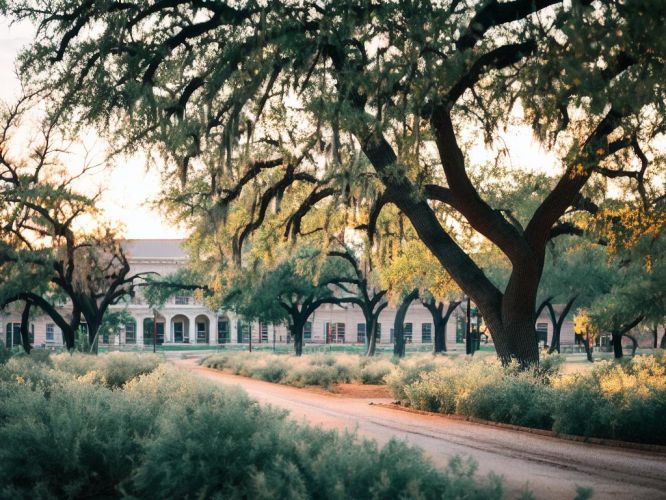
0;363;504;499
52;352;163;387
389;352;666;445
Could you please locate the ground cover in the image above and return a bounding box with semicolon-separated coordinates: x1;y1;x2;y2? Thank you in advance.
202;350;666;445
0;353;503;499
387;352;666;445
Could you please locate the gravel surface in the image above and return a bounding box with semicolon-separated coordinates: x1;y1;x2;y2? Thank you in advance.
175;358;666;500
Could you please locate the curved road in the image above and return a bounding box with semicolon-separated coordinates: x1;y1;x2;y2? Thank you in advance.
174;358;666;500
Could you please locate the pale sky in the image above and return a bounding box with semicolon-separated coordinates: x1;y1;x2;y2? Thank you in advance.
1;17;186;239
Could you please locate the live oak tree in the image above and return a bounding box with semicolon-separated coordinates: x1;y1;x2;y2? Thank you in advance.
221;246;356;356
0;96;143;351
12;0;666;365
379;235;462;356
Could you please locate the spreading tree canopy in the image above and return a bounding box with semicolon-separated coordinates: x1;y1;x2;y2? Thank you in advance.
10;0;666;365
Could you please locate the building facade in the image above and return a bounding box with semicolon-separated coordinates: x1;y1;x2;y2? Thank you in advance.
3;239;581;350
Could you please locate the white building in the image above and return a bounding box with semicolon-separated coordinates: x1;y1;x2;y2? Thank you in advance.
3;239;576;350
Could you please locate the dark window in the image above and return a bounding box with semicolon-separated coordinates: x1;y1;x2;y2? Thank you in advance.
260;323;269;343
237;321;251;343
196;321;208;343
218;319;229;343
5;323;21;348
174;321;184;342
143;319;164;345
125;321;136;344
46;323;55;342
357;323;366;343
422;323;432;343
404;323;413;343
175;296;190;305
536;323;548;344
327;323;345;343
304;321;312;341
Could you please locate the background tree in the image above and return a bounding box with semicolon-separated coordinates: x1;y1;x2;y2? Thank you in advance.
12;0;666;365
221;246;356;356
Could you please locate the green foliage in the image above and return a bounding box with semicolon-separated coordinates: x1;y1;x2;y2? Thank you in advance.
202;352;399;389
388;353;666;444
51;352;163;388
0;360;504;499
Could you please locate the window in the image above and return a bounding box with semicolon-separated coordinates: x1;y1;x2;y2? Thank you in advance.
356;323;366;343
175;296;190;305
218;319;229;343
237;321;251;343
389;328;394;343
5;323;21;348
260;323;269;343
125;321;136;344
46;323;55;342
422;323;432;343
375;323;382;343
404;323;413;343
304;321;312;341
536;323;548;344
327;323;345;343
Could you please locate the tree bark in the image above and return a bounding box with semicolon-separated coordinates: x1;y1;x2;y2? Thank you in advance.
625;333;638;357
612;316;643;359
291;320;304;356
612;333;624;358
652;323;658;349
581;335;594;362
393;289;419;358
424;299;461;354
546;295;577;354
366;316;378;357
661;329;666;349
19;302;32;354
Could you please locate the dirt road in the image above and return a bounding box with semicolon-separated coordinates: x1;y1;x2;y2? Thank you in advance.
174;358;666;500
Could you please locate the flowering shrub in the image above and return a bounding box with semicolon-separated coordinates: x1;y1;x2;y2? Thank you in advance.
389;352;666;444
0;361;504;499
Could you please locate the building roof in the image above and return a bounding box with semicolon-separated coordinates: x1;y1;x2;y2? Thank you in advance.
123;239;187;260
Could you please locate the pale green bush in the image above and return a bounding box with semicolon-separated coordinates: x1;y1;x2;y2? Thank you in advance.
389;352;666;444
201;352;404;388
0;363;504;499
52;352;163;387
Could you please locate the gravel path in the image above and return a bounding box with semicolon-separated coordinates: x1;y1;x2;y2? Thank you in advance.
174;358;666;500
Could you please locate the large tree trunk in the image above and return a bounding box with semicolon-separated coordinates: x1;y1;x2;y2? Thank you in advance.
612;333;624;359
491;315;540;368
661;329;666;349
19;302;32;354
424;300;460;354
393;289;419;358
625;333;638;357
365;315;377;357
291;320;304;357
581;335;594;362
547;295;577;355
652;323;658;349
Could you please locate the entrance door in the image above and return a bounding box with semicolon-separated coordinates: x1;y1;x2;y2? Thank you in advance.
218;320;229;343
196;322;207;343
174;322;184;342
143;320;165;345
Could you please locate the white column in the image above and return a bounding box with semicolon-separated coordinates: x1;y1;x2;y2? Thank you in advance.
136;317;144;346
209;315;217;345
188;315;196;343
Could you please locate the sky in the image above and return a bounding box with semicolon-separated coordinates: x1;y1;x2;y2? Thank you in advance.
0;16;564;241
0;17;186;239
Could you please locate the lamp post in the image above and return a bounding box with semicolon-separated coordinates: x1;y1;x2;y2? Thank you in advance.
465;296;471;355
